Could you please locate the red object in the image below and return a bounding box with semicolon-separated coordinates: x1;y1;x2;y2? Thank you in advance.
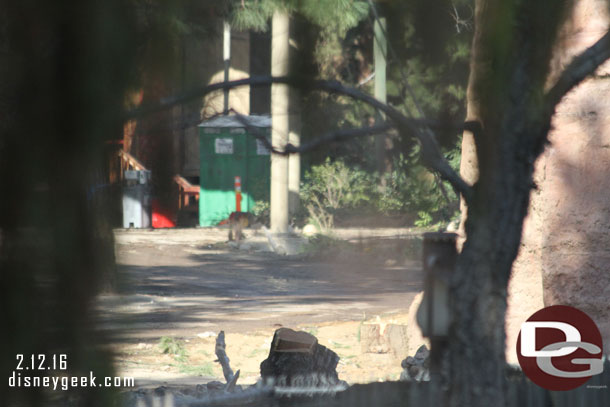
235;176;242;212
152;199;176;228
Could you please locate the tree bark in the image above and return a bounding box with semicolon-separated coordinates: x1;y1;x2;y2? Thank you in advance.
449;1;597;405
260;328;341;386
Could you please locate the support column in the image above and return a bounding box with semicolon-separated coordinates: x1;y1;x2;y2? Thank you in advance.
374;17;388;175
288;93;300;215
270;11;290;234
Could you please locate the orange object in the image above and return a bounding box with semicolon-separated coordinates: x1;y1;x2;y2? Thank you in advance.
152;199;176;228
235;176;242;212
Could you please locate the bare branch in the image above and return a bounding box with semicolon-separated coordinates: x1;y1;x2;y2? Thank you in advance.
215;331;235;384
225;369;240;392
124;75;473;202
230;109;393;155
545;30;610;112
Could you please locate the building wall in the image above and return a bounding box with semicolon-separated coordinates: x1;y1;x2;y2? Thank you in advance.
506;0;610;362
180;22;263;178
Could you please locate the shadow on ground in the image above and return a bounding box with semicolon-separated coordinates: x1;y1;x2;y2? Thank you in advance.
97;230;423;344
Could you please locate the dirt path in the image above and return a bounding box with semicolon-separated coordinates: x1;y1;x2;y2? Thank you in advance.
98;228;423;385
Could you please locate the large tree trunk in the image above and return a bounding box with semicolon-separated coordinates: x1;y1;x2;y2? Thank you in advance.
450;1;575;405
1;1;135;406
449;179;533;406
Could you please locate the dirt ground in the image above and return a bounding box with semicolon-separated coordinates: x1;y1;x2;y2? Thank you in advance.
97;228;423;386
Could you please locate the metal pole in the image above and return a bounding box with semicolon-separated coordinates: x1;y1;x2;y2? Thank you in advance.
223;21;231;115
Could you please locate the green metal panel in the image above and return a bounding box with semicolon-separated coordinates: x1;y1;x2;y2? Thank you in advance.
198;118;270;226
245;132;271;205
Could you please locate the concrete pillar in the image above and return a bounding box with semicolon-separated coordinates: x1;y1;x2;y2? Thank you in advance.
374;17;388;175
288;97;301;215
288;18;301;216
270;11;290;234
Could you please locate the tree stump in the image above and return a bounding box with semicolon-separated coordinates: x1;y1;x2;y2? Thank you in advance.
260;328;341;387
360;320;408;358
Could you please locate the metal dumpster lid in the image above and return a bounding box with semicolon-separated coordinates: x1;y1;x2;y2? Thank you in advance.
198;114;271;128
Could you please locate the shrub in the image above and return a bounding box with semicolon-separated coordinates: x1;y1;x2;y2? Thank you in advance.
300;158;375;229
375;144;461;227
251;200;270;225
262;141;461;230
159;336;187;362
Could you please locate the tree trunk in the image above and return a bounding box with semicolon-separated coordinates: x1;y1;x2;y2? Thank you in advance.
450;1;576;405
1;2;135;406
449;181;533;406
260;328;342;386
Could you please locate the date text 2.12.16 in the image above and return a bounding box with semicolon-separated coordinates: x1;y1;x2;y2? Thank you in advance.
15;354;67;371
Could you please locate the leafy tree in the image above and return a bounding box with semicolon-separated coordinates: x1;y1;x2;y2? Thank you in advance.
230;0;471;224
229;0;369;34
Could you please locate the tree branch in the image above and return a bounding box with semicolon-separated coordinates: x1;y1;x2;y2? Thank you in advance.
229;109;393;155
215;331;235;384
125;75;473;202
545;30;610;112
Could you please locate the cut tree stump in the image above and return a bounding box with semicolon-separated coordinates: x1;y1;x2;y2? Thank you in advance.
260;328;341;387
360;320;408;358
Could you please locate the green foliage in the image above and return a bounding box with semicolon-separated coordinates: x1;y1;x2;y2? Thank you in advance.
229;0;369;79
376;141;461;221
230;0;278;32
178;362;215;376
298;0;369;35
251;200;270;224
159;336;215;376
414;211;433;228
231;0;469;231
382;1;472;147
230;0;369;34
159;336;187;362
300;158;375;229
298;2;471;218
299;149;460;229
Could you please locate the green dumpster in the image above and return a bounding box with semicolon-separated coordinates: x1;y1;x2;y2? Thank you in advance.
198;115;271;226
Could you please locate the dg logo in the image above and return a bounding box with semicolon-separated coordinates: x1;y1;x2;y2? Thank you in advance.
517;305;604;391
